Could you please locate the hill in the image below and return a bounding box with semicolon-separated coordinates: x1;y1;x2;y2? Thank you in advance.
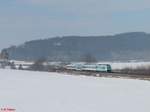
4;32;150;61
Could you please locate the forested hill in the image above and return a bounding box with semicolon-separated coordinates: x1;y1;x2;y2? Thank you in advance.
4;32;150;61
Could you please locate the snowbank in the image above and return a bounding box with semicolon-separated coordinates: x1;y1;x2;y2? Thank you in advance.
0;69;150;112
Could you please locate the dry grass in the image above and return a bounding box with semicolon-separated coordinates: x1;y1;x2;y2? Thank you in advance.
120;66;150;76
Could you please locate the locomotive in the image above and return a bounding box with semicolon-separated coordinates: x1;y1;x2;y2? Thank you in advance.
66;63;112;72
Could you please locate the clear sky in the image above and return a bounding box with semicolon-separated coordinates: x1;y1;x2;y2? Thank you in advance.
0;0;150;50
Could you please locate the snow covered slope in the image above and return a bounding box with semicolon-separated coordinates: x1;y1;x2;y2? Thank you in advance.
0;69;150;112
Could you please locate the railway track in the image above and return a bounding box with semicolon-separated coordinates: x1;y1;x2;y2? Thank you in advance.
55;69;150;81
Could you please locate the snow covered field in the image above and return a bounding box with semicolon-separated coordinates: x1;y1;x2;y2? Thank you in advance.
0;69;150;112
98;61;150;70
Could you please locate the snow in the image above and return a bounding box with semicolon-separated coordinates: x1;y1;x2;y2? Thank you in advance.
10;60;150;70
98;61;150;70
0;69;150;112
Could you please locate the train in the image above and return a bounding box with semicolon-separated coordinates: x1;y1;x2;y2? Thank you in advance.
66;63;112;72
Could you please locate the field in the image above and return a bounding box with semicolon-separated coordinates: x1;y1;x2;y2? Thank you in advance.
97;61;150;70
0;69;150;112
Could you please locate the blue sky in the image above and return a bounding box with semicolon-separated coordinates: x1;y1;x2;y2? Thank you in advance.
0;0;150;49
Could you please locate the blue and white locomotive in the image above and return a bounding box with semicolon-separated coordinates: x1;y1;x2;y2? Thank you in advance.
66;63;112;72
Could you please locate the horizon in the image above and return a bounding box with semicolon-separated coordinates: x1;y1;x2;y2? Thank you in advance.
1;0;150;50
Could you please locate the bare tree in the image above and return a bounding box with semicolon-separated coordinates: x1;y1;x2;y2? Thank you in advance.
30;58;46;71
0;49;9;60
82;53;97;63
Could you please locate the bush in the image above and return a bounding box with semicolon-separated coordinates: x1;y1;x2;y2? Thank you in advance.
120;66;150;76
29;58;46;71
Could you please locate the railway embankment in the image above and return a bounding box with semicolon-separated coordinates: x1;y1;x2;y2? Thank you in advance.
55;69;150;81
